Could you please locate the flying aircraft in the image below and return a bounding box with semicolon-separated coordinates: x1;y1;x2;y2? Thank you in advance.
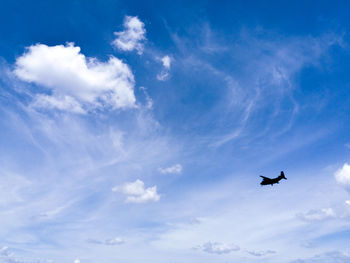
260;171;287;186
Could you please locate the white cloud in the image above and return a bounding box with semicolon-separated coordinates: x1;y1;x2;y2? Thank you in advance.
112;16;146;54
297;208;336;221
158;164;182;174
161;55;171;69
112;179;160;203
74;259;80;263
194;241;240;255
335;163;350;190
157;55;172;81
346;200;350;206
88;237;124;245
14;43;136;113
246;249;276;257
105;237;124;245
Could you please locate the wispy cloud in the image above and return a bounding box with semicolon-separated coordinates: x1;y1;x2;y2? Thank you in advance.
297;208;336;221
171;26;342;148
140;86;153;109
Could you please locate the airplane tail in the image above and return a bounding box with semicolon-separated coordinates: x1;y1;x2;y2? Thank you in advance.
280;171;287;179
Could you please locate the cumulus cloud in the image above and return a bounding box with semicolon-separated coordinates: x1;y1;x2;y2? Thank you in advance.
14;43;136;113
112;16;146;54
158;164;182;174
112;179;160;203
161;55;171;69
88;237;124;245
74;259;80;263
335;163;350;190
346;200;350;205
157;55;172;81
194;242;240;255
246;249;276;257
297;208;336;221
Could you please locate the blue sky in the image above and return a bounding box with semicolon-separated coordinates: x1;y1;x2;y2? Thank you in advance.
1;1;350;262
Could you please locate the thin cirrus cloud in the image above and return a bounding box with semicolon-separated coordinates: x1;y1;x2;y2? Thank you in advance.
296;208;336;221
112;179;160;203
112;16;146;55
158;164;182;174
14;43;136;113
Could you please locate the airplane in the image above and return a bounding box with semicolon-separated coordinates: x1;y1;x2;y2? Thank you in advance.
260;171;287;186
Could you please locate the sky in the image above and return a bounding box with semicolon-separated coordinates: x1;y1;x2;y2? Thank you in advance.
1;0;350;262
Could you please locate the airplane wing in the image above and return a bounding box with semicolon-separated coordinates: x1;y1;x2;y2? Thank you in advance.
260;176;270;180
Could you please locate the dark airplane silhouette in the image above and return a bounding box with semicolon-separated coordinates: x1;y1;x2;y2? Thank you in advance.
260;171;287;186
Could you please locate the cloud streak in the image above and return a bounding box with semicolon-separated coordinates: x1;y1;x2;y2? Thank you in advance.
297;208;336;221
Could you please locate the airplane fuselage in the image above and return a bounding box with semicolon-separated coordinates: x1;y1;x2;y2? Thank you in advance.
260;177;282;185
260;172;287;186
